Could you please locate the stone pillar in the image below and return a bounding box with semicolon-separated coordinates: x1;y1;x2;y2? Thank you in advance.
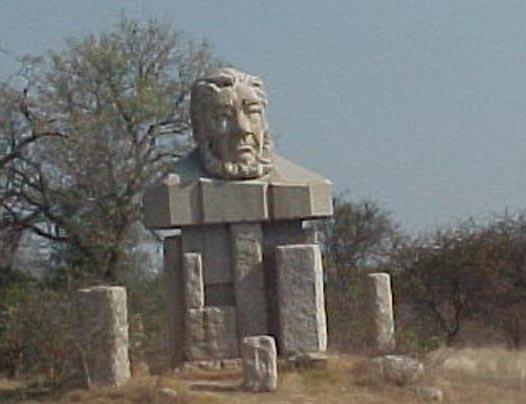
184;253;204;309
76;286;131;387
275;244;327;354
241;336;278;392
364;273;395;354
230;223;267;338
164;236;185;366
262;221;319;347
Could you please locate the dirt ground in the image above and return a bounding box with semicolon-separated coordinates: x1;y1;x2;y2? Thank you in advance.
1;348;526;403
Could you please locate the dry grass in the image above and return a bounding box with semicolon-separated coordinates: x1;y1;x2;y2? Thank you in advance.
2;348;526;403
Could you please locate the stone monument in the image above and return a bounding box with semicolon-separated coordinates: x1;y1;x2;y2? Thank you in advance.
143;68;333;365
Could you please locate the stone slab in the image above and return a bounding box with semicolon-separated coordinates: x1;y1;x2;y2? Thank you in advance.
183;253;204;309
185;306;239;361
241;336;278;392
275;244;327;354
230;223;268;339
76;286;130;387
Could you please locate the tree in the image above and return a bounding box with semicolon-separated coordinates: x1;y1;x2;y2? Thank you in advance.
321;196;402;279
392;213;526;348
0;19;218;282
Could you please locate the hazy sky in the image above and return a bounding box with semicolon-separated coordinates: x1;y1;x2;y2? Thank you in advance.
1;1;525;233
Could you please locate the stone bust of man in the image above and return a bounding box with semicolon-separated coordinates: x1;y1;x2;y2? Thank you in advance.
190;67;273;180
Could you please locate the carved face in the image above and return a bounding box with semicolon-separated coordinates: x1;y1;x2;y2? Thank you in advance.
191;68;273;180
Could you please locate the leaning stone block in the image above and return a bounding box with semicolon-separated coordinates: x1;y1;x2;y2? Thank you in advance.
183;253;204;309
241;336;278;392
275;244;327;354
76;286;131;387
185;306;239;361
365;273;395;354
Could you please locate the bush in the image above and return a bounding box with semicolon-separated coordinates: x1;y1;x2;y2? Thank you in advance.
0;268;77;382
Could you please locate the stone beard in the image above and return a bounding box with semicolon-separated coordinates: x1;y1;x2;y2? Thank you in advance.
190;68;273;180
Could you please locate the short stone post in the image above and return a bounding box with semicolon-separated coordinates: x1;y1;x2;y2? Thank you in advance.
275;244;327;354
76;286;131;387
241;336;278;392
364;273;395;354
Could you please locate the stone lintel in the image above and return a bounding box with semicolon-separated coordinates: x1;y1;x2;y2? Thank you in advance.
143;178;332;228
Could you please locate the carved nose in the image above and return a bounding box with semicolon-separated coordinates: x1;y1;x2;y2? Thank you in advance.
234;112;252;134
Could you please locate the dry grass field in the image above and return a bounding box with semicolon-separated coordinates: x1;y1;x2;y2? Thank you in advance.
1;348;526;403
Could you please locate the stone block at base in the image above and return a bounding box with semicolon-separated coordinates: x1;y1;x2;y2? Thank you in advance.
185;306;239;361
241;336;278;392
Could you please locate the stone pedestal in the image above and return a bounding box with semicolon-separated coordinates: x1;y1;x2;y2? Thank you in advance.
76;286;131;387
241;336;278;392
275;244;327;354
364;273;395;354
